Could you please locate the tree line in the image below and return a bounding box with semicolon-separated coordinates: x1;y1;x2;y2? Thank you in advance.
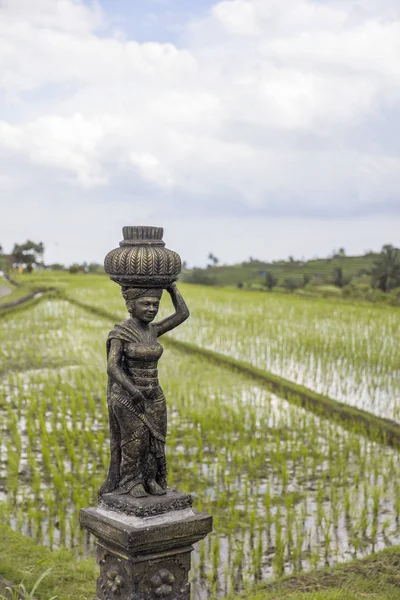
0;240;103;274
264;245;400;293
182;244;400;294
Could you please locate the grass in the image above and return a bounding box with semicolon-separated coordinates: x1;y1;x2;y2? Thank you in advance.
0;569;57;600
233;546;400;599
0;523;95;600
0;279;33;307
0;277;12;290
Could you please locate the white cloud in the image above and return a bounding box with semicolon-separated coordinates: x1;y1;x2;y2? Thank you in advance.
212;0;349;36
129;152;175;188
0;0;400;263
212;0;262;35
0;0;104;34
0;114;115;185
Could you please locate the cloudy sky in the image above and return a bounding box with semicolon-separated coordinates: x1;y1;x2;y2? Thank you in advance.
0;0;399;267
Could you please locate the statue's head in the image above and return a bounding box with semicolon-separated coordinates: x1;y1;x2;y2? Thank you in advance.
122;288;163;323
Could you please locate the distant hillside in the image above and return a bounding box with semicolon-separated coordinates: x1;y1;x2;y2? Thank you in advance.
181;253;379;288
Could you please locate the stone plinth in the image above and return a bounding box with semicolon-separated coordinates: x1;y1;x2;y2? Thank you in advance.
99;488;193;518
80;490;212;600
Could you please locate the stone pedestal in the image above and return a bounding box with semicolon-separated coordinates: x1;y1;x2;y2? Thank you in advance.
80;490;212;600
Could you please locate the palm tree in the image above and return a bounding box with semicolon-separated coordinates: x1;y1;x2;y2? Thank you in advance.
207;253;219;267
371;245;400;292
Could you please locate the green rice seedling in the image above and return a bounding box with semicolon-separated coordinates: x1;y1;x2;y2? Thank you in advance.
284;495;295;554
322;518;332;565
61;275;400;419
310;547;320;569
272;507;284;577
293;513;305;572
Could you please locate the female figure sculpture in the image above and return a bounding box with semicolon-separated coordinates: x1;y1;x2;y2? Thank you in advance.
99;284;189;498
99;226;188;501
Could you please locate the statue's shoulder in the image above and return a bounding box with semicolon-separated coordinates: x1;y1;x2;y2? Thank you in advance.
118;318;134;329
108;319;142;344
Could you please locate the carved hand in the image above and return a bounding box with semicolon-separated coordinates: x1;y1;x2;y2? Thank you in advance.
166;283;177;294
132;390;146;413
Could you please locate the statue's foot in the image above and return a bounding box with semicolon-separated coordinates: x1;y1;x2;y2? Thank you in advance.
129;483;148;498
157;476;168;491
146;479;167;496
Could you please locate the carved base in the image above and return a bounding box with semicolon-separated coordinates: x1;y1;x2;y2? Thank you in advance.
80;501;212;600
94;544;192;600
99;488;192;518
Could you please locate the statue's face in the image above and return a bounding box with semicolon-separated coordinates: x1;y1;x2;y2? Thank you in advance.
129;296;160;323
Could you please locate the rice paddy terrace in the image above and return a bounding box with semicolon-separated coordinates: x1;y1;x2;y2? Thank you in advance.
1;273;400;599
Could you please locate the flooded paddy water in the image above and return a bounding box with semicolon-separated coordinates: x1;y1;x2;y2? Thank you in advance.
67;281;400;422
1;296;400;598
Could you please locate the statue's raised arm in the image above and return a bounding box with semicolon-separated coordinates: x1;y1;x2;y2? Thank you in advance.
154;283;189;337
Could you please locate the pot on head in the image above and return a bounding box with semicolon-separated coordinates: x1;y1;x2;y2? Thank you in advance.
104;226;182;289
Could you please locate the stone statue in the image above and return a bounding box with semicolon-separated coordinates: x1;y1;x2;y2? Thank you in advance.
99;226;190;503
80;226;212;600
99;283;189;499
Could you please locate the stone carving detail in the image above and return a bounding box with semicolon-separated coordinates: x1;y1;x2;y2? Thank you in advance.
99;489;192;518
106;568;124;596
96;548;126;600
98;547;108;567
104;226;181;287
150;569;175;597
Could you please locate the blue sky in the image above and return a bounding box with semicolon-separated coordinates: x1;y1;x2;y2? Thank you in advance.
93;0;214;43
0;0;399;266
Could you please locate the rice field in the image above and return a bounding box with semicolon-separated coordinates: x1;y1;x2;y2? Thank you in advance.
1;288;400;599
65;277;400;422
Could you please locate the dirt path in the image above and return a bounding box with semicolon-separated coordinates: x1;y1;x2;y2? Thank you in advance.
0;284;11;299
